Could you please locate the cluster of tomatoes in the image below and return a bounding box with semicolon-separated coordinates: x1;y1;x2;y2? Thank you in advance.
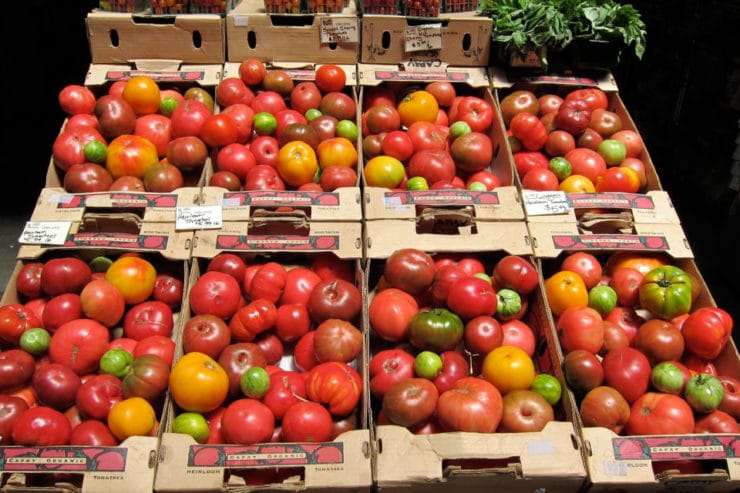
209;61;361;193
501;86;648;193
166;252;363;451
0;253;185;448
543;251;738;449
361;81;504;192
368;248;564;435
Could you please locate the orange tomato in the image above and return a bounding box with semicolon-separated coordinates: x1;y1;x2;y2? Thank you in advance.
316;137;358;169
107;396;156;441
106;134;160;179
544;270;588;316
397;90;439;127
559;174;595;193
169;352;229;413
276;140;319;188
481;345;536;394
604;252;670;276
105;255;157;305
363;155;405;188
122;76;161;116
6;385;38;408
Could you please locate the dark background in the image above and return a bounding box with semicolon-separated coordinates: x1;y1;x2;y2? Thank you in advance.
2;0;739;325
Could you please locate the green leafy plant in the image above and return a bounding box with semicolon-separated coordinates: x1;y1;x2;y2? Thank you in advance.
477;0;647;69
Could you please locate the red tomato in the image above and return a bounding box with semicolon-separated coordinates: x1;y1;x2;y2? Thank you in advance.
579;385;630;434
315;65;346;93
200;113;239;148
557;306;604;354
560;252;602;290
281;401;333;442
134;114;171;157
522;167;559;191
229;299;278;343
513;150;549;181
381;377;438;427
305;362;362;416
681;307;733;360
602;346;651;404
75;373;123;421
216;77;254;108
220;398;275;445
239;58;266;85
49;319;110;376
564;147;607;184
0;349;36;393
694;409;740;433
262;370;307;420
70;420;118;446
565;88;609;113
58;84;96;115
626;392;694;435
610;129;644;158
369;287;419;342
170;99;212;138
133;335;175;367
189;271;243;320
12;406;72;446
455;96;494;132
40;257;92;296
436;376;502;432
492;255;539;295
509;112;548;151
52;126;107;173
0;304;42;345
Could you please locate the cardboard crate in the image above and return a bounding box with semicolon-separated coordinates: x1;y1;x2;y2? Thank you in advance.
0;237;191;492
532;223;740;492
359;64;521;221
48;62;222;191
200;185;363;221
153;220;371;491
226;0;359;64
86;10;225;64
490;68;662;196
360;12;491;67
364;215;587;492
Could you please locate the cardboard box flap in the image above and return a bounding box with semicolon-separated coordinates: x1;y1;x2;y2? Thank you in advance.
525;190;680;225
364;186;524;221
85;63;223;86
582;427;740;485
154;430;372;492
489;66;619;92
528;221;694;259
375;422;585;484
17;220;193;260
358;63;489;87
192;220;362;259
30;187;205;223
87;11;225;64
231;0;358;15
207;186;363;222
223;62;357;86
365;219;532;258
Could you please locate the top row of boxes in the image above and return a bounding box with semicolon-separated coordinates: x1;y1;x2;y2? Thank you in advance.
88;0;512;67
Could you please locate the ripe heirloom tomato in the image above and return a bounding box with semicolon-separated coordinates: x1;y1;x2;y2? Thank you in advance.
397;90;439;127
564;88;609;113
316;137;358;169
105;134;159;179
122;76;161;116
315;64;346;93
305;362;362;417
239;58;266;86
169;352;229;413
626;392;694;435
105;256;157;305
200;113;239;148
544;270;588;316
681;307;733;360
107;396;156;441
455;96;494;133
364;155;405;188
436;376;503;433
638;265;693;320
499;90;538;125
276;140;319;188
0;304;42;345
509;112;548;151
481;345;535;394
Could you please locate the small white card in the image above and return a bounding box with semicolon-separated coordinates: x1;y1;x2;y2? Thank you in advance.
522;190;571;216
176;205;223;230
404;24;443;52
320;18;359;44
19;221;72;245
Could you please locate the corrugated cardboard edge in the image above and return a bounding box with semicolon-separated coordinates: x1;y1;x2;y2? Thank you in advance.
85;62;223;87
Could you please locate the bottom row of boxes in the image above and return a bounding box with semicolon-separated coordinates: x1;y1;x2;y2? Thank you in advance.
0;213;738;492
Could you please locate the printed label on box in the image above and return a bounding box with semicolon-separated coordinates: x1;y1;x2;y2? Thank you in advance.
187;442;344;467
104;70;207;82
214;234;340;251
612;435;740;461
0;446;128;472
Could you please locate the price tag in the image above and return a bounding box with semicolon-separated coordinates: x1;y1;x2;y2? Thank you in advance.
176;205;222;230
404;24;442;53
19;221;72;245
320;18;359;44
522;190;571;216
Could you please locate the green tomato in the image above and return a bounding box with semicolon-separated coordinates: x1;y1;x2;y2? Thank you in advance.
548;156;572;181
414;351;443;379
83;140;107;164
531;373;562;405
467;181;488;192
449;120;472;140
405;176;429;191
684;373;724;413
588;285;617;317
597;139;627;166
89;255;113;273
474;272;493;285
496;288;522;317
336;119;359;142
99;348;134;379
638;265;693;319
253;111;278;136
408;308;464;352
19;328;51;355
240;366;270;399
650;362;685;395
159;96;180;118
305;108;322;121
172;412;210;443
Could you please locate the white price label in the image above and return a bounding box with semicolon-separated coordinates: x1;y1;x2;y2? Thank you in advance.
176;205;223;230
320;18;359;44
19;221;72;245
522;190;571;216
404;24;442;53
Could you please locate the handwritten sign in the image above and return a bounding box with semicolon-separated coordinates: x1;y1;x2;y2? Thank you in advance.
404;24;442;53
320;18;359;44
522;190;571;216
176;205;222;230
19;221;72;245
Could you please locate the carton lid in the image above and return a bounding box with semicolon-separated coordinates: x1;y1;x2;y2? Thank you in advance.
191;220;362;259
358;63;489;87
85;63;223;86
223;62;357;86
365;218;532;258
489;67;619;92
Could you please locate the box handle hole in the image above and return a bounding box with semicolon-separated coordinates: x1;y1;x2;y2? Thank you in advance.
461;33;471;51
381;30;391;50
247;30;257;49
109;29;120;47
192;30;202;48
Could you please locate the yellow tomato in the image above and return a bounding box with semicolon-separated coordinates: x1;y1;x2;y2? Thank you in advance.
276;140;319;187
559;174;595;193
544;270;588;316
364;155;405;188
481;345;536;394
105;255;157;304
169;352;229;413
106;134;160;179
107;396;156;441
397;90;439;127
316;137;358;169
122;76;161;116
